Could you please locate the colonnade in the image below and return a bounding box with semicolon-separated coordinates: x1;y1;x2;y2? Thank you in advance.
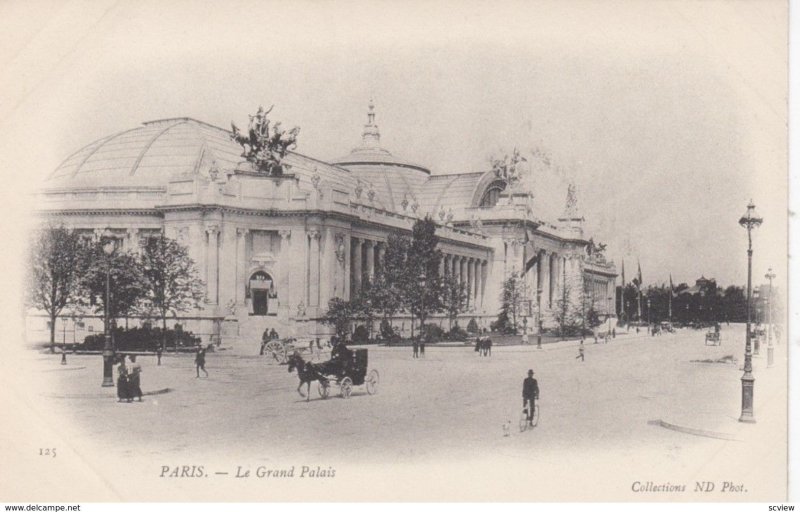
350;237;386;295
441;253;489;311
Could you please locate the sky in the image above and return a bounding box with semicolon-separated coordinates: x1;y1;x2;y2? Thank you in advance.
0;0;789;292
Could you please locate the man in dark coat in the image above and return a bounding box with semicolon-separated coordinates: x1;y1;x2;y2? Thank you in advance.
320;338;351;377
522;369;539;426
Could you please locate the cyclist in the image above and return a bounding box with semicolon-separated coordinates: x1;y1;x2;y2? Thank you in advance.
522;369;539;426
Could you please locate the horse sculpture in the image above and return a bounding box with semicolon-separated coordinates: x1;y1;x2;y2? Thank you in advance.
287;352;329;401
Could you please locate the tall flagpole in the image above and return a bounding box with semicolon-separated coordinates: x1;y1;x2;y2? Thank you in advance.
669;274;673;323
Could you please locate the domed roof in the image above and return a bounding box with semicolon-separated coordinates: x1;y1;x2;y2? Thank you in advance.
332;101;430;175
46;118;243;188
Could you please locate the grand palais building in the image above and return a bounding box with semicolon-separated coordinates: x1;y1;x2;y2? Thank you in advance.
31;103;617;351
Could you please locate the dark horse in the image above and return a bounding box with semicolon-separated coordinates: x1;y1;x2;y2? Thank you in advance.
474;336;492;357
287;352;329;401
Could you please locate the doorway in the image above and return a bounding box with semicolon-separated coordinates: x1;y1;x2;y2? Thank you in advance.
249;271;275;316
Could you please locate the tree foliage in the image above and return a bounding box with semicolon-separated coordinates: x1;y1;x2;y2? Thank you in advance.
442;274;467;331
494;271;523;334
139;235;205;349
25;226;87;353
403;216;445;334
79;242;148;322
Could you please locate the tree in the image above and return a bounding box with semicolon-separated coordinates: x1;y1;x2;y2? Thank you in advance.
495;271;523;334
368;233;410;333
139;235;205;351
554;281;584;337
441;274;467;331
322;297;356;340
25;226;87;353
80;242;148;333
403;217;445;336
231;105;300;176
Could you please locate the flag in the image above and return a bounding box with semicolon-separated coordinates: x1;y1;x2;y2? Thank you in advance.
669;274;674;296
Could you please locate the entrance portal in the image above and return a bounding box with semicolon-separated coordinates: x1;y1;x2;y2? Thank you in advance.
249;271;276;316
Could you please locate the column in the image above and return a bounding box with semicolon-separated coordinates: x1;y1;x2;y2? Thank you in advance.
473;259;480;308
278;230;291;312
237;229;249;304
307;230;321;307
125;228;139;252
219;224;237;309
319;228;335;306
541;252;550;311
481;260;488;310
343;234;351;300
365;239;375;285
439;252;446;277
466;258;473;307
205;225;220;304
352;238;363;296
376;242;385;267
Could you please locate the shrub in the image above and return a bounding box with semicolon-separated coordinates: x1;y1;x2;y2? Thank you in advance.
379;318;399;341
466;318;479;334
422;323;444;342
446;323;468;341
83;326;201;351
352;325;370;344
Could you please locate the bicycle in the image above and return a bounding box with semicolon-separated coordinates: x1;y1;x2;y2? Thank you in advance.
519;404;540;432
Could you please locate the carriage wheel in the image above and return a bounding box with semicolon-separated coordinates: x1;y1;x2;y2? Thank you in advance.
265;341;286;364
340;377;353;398
366;369;379;395
318;381;330;399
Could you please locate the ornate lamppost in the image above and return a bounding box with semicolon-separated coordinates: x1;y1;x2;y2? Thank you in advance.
647;297;652;333
536;286;543;349
752;288;760;355
765;267;776;368
738;200;762;423
101;235;116;387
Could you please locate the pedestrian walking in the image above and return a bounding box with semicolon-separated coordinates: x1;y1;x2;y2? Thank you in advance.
156;347;163;366
412;338;419;358
419;336;426;357
128;355;143;401
522;370;539;427
117;356;131;402
576;344;585;362
521;326;529;345
195;346;208;378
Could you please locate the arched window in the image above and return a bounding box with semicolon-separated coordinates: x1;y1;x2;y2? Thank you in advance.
479;186;503;208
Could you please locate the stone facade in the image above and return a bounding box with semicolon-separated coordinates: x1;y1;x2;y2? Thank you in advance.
31;105;616;351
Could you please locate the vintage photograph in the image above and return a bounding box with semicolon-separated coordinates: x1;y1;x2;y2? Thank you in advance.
0;0;791;504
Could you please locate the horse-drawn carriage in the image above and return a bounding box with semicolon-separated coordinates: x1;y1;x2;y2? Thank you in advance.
263;337;328;364
288;347;379;400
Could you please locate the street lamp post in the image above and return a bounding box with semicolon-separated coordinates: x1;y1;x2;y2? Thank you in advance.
765;267;776;368
647;297;651;333
101;236;116;387
536;287;542;349
607;296;612;337
752;288;760;355
738;200;762;423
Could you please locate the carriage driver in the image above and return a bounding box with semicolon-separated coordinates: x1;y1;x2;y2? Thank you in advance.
522;369;539;427
320;336;352;377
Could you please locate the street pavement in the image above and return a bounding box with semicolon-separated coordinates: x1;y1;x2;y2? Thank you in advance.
0;324;789;502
